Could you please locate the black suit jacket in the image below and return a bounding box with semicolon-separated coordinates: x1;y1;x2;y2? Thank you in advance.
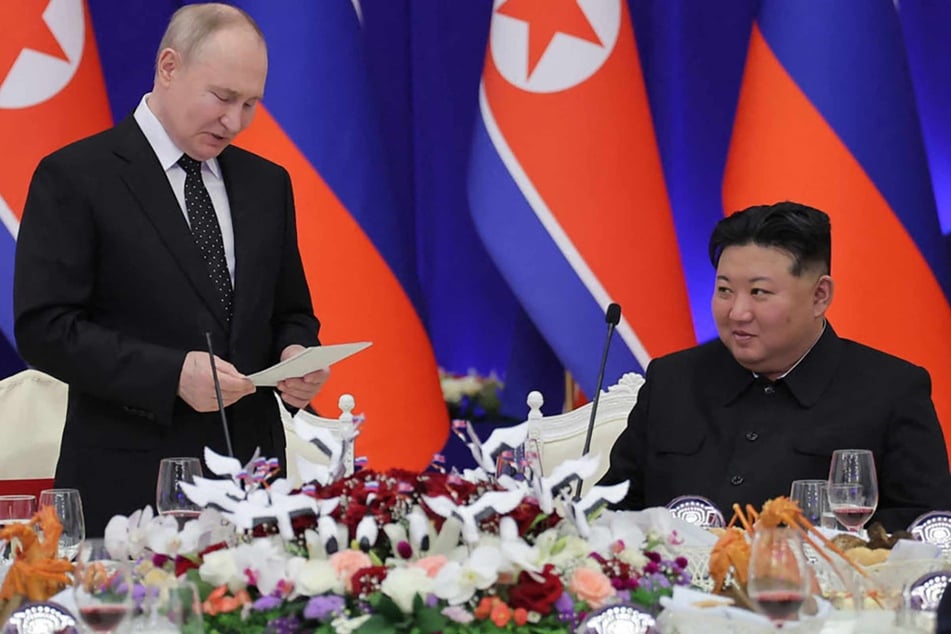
600;324;951;531
13;116;320;534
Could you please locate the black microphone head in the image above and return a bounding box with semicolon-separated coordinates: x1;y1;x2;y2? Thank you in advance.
606;303;621;325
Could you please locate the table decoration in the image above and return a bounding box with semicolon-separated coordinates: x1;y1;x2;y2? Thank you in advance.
94;420;696;633
0;506;73;624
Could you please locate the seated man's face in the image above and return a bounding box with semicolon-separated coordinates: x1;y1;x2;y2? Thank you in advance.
711;244;827;379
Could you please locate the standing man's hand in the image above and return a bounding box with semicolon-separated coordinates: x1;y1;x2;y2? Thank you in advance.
277;344;330;408
178;350;255;412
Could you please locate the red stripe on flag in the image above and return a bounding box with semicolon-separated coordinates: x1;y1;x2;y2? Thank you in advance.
0;0;112;219
482;0;694;358
238;108;448;471
724;24;951;453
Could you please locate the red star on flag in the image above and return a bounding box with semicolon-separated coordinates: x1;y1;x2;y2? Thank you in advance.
0;1;70;85
496;0;603;79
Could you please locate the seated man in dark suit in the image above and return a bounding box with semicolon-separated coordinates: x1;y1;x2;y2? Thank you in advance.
599;201;951;531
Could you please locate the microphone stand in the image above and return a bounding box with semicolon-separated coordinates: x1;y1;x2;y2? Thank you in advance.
575;303;621;500
205;332;235;457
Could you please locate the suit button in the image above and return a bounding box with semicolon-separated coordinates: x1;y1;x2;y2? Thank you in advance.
763;385;775;395
730;475;744;486
746;432;759;441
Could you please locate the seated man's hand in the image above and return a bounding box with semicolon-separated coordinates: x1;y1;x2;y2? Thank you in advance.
277;344;330;408
178;350;255;412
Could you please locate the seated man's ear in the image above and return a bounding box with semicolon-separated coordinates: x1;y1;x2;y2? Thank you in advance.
813;275;834;315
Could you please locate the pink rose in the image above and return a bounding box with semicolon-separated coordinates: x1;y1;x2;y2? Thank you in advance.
329;549;373;592
569;567;615;609
412;554;449;578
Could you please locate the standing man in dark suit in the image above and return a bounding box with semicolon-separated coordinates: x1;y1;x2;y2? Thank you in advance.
599;201;951;531
13;3;328;536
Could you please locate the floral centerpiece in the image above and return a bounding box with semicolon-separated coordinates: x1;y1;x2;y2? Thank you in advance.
439;368;512;423
102;421;693;633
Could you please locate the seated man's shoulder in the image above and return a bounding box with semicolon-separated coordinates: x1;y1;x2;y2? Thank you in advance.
649;339;726;372
838;337;928;378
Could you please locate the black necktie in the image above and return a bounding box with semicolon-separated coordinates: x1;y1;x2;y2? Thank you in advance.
178;155;233;322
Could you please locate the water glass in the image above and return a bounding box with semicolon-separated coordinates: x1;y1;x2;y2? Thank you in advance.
132;579;204;633
156;457;204;527
0;494;37;568
789;479;829;527
39;488;85;560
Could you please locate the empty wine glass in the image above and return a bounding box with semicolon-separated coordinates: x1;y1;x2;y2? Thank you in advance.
39;488;85;561
748;526;811;627
827;449;878;534
0;494;37;569
156;457;203;528
73;538;133;633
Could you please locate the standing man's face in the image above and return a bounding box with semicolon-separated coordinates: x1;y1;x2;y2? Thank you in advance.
711;243;832;379
154;26;267;161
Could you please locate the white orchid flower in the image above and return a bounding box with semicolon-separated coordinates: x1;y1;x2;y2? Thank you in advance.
432;545;503;605
104;506;157;561
381;566;434;613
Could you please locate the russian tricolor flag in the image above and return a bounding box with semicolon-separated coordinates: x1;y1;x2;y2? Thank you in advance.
723;0;951;452
469;0;696;395
234;2;447;470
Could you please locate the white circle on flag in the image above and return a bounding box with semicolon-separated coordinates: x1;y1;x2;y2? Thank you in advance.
0;0;85;109
489;0;620;94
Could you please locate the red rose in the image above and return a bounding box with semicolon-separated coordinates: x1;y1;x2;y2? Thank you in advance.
507;564;564;615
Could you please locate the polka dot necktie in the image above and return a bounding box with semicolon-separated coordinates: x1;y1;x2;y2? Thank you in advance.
178;155;233;323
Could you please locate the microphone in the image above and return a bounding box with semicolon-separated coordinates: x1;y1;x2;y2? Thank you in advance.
205;331;235;457
575;303;621;500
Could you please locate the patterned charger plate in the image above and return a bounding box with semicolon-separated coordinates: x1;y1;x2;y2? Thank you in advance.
907;510;951;556
665;495;726;528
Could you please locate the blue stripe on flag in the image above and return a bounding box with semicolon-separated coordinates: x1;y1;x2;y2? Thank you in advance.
468;113;641;394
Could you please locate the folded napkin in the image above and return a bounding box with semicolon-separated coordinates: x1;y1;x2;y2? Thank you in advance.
887;538;942;562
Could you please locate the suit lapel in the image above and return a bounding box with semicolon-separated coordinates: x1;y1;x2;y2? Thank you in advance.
217;147;261;343
112;117;231;330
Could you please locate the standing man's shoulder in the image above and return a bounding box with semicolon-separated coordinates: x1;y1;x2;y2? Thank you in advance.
220;144;290;180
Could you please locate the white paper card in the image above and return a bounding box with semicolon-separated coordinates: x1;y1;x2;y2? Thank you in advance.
247;342;372;386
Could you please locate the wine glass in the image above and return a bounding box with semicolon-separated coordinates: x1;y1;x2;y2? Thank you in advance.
0;494;37;568
747;526;811;627
156;457;204;528
39;488;85;561
827;449;878;534
73;538;133;633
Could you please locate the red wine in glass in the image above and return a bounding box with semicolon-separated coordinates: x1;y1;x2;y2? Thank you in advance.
832;505;875;531
752;590;807;622
161;508;202;529
79;605;128;632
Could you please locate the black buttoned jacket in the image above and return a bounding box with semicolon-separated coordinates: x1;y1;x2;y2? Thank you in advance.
600;324;951;531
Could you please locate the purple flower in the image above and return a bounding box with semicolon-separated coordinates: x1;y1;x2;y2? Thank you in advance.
266;615;300;634
425;594;439;608
441;605;474;624
303;595;346;621
555;591;575;621
675;556;688;569
252;594;283;611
